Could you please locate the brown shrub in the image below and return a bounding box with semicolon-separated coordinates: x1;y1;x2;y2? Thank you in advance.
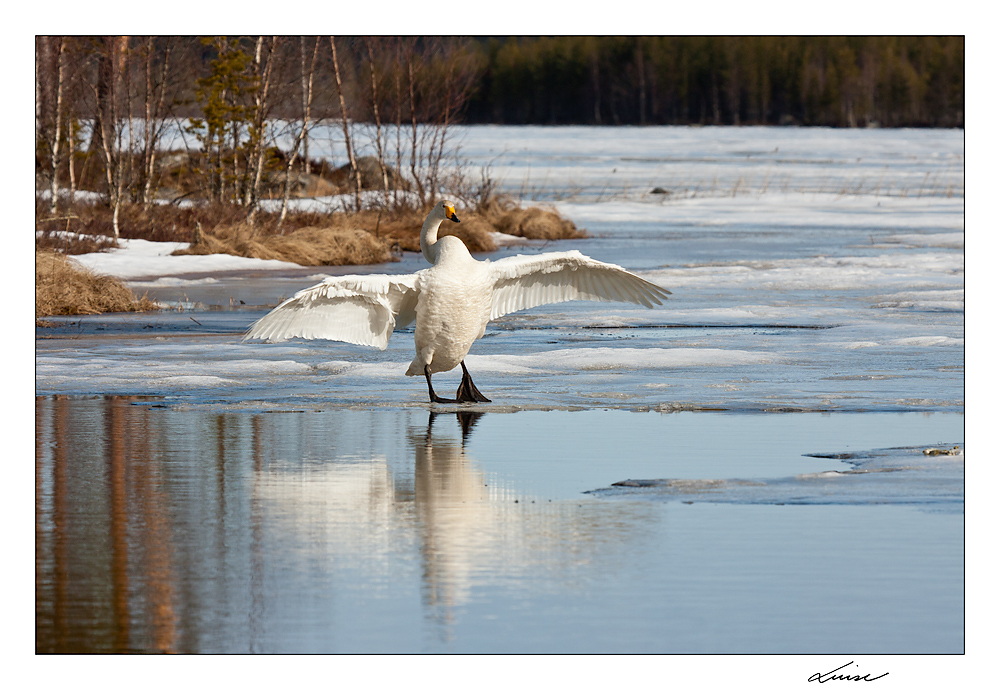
337;208;498;254
172;223;396;266
441;214;497;253
491;206;587;240
35;197;336;250
35;250;158;320
262;226;395;266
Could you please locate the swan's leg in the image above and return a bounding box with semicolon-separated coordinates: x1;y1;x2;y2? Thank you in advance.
455;361;492;403
425;365;456;404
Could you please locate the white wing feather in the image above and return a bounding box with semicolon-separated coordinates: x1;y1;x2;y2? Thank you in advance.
488;250;671;321
243;274;419;350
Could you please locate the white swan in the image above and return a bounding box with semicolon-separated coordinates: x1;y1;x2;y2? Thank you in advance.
244;200;671;403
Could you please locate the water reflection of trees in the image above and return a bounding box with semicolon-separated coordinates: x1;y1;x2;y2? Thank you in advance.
36;398;652;652
36;396;178;653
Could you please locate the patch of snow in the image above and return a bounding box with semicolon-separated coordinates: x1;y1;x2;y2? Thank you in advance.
888;336;964;347
468;347;774;373
71;237;303;279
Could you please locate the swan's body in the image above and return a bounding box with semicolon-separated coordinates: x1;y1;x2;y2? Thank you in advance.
245;201;671;403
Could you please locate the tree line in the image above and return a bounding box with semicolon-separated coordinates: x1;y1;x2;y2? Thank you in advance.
464;36;964;127
35;36;963;237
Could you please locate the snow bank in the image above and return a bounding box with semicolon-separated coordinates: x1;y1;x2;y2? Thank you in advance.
69;237;302;279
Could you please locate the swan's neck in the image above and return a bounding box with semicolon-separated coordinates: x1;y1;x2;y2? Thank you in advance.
420;214;444;264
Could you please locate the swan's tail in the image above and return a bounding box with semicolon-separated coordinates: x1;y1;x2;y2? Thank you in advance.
404;358;423;377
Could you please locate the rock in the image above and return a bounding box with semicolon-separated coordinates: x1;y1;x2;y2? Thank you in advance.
337;156;408;191
159;151;190;169
922;446;962;456
276;172;340;198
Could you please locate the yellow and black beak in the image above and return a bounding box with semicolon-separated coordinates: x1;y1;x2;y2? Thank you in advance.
445;204;461;223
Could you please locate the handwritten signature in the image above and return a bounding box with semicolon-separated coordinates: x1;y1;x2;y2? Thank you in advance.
808;661;888;683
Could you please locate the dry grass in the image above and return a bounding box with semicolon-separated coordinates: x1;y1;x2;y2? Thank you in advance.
38;195;586;270
169;205;529;265
369;209;499;254
489;205;587;240
34;196;347;255
173;222;396;266
36;250;158;321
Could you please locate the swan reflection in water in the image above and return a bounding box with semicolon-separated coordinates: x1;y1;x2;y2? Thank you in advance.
410;411;489;632
36;399;653;651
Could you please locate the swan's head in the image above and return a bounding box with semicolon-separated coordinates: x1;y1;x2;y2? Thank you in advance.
421;201;463;263
436;200;461;224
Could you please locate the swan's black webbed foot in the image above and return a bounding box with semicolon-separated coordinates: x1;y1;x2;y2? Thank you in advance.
425;365;457;404
455;361;491;403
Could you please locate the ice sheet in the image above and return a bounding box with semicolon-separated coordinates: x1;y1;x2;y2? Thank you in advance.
589;443;964;511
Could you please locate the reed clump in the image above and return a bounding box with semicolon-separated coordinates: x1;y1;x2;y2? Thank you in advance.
36;250;158;321
172;222;396;266
489;205;587;240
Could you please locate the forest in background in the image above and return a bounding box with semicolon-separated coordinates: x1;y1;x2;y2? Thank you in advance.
465;36;964;127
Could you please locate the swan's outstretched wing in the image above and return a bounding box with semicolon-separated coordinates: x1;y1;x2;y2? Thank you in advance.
488;250;671;321
244;274;419;350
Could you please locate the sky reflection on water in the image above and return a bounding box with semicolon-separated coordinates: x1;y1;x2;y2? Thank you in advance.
36;396;963;653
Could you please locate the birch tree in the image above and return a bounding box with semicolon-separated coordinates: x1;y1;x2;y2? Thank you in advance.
141;37;174;207
300;36;316;175
244;36;278;228
276;36;320;232
364;37;390;198
330;36;361;212
403;40;426;205
90;36;129;240
42;37;66;215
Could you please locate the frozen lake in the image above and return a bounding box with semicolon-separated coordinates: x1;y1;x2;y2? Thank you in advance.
36;126;964;656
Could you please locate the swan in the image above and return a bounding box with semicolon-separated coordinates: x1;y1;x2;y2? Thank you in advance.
244;200;671;403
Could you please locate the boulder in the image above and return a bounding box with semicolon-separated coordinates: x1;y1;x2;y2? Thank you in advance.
337;156;408;191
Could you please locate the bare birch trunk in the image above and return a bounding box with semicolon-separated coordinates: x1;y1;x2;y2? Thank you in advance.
277;38;319;233
428;58;456;207
143;38;154;204
406;51;425;205
68;120;76;203
330;37;361;212
90;36;128;182
99;113;120;241
114;49;129;241
231;119;240;204
299;37;319;175
276;131;303;233
365;38;390;198
108;37;128;240
126;64;135;203
143;38;172;208
393;39;405;209
35;38;42;149
48;38;65;216
246;36;277;229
